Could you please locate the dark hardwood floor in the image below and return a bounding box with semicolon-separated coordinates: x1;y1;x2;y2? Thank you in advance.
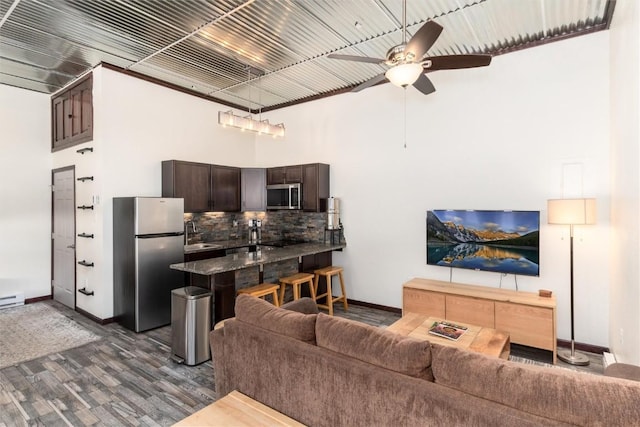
0;299;604;426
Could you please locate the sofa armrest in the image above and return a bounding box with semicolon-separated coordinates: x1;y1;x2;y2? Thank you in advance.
210;327;230;399
604;363;640;382
281;297;319;314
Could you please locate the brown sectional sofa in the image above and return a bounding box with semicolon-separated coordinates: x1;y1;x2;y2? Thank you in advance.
210;295;640;426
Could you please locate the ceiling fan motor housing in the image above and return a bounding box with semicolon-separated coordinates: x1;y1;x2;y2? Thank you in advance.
385;44;415;66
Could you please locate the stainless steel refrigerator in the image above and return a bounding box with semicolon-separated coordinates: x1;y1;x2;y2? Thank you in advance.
113;197;185;332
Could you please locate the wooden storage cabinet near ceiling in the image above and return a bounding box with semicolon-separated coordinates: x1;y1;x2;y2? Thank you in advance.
402;278;557;363
162;160;240;213
51;74;93;151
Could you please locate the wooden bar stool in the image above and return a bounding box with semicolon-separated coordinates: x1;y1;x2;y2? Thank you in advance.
278;272;316;305
313;266;348;316
237;283;281;307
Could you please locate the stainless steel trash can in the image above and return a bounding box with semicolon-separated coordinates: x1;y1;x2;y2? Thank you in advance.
171;286;212;366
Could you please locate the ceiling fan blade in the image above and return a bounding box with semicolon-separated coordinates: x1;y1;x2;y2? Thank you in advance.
327;54;385;64
404;21;443;60
425;54;492;71
412;74;436;95
352;73;388;92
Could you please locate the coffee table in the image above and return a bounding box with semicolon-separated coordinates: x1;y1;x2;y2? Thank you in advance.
173;390;305;426
387;313;510;360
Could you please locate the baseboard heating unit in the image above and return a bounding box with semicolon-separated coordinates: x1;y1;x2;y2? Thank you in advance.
0;292;25;309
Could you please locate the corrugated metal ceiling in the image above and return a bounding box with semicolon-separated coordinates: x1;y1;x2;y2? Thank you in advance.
0;0;615;111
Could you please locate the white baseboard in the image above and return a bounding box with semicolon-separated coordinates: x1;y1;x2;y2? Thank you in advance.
602;352;617;369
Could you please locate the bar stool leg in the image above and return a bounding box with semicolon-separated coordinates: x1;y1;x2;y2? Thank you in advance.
293;283;300;301
326;274;334;316
271;288;280;307
307;277;316;300
279;284;286;306
338;271;348;311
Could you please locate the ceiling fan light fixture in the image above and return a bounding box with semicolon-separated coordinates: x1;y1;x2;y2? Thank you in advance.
385;63;423;87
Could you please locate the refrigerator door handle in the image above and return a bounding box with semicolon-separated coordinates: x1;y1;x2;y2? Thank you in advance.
135;232;184;239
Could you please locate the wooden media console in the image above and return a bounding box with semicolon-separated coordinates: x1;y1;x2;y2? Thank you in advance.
403;278;557;364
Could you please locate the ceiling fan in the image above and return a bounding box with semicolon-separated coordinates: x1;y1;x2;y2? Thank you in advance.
328;0;491;95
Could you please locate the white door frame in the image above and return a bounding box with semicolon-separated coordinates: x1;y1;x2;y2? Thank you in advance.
52;166;76;308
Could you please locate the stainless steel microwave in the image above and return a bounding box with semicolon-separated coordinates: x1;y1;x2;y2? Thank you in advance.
266;183;301;210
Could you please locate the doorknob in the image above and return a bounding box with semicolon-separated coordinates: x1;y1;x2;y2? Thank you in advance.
67;244;76;249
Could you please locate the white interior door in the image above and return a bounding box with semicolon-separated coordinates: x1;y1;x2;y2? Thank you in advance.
52;167;75;308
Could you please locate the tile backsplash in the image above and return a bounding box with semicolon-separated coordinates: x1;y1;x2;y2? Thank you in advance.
185;211;330;244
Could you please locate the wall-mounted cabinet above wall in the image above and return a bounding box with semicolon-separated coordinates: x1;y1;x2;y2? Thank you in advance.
162;160;240;213
51;74;93;152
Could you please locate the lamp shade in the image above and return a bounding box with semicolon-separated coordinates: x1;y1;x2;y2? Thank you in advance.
385;63;423;87
547;198;597;225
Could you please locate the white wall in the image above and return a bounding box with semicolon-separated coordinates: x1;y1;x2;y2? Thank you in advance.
609;0;640;364
0;85;51;300
257;32;611;347
52;66;256;319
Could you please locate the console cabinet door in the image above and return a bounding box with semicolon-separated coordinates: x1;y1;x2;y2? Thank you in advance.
403;288;445;317
211;165;241;212
162;160;211;213
495;302;555;350
445;295;494;328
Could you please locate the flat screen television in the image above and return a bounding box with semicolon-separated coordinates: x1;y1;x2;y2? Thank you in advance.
426;210;540;277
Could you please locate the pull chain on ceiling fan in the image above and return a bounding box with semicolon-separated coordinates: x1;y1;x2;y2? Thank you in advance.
328;0;492;95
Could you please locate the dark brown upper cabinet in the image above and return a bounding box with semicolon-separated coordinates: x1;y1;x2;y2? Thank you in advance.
162;160;211;213
52;74;93;152
162;160;240;213
211;165;241;212
302;163;330;212
266;165;302;185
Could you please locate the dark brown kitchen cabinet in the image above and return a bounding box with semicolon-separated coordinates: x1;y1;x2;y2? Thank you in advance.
302;163;330;212
267;165;302;184
211;165;241;212
162;160;211;212
162;160;240;213
51;74;93;151
241;168;266;211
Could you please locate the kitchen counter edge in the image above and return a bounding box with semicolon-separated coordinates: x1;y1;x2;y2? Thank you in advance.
172;242;346;276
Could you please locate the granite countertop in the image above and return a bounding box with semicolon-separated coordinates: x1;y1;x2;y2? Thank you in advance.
172;242;346;275
184;239;256;254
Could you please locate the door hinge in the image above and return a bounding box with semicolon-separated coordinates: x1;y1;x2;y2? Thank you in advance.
51;184;56;192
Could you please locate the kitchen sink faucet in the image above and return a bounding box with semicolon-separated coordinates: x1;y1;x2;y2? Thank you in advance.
185;220;197;245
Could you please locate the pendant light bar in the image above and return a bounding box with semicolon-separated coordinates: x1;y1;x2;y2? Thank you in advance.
218;110;285;138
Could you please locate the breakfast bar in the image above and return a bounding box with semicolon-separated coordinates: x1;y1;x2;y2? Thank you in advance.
170;242;346;322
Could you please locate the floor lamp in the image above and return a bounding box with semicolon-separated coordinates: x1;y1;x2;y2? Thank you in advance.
547;198;596;366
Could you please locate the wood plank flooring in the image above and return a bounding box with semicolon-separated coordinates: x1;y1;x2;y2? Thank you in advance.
0;300;604;426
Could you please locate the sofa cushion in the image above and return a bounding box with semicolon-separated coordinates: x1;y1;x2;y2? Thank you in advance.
315;313;433;381
281;297;320;314
234;294;317;344
431;343;640;426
